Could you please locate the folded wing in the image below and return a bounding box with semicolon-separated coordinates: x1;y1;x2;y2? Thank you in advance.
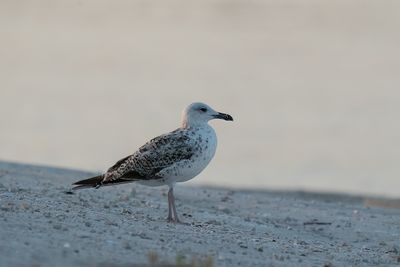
103;129;195;183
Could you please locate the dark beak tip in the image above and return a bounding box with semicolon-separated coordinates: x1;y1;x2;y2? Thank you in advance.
215;112;233;121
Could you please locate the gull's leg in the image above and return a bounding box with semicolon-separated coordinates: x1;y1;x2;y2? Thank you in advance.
167;186;187;224
167;187;174;222
170;187;181;223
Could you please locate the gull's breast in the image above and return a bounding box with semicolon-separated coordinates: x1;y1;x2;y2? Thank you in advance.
163;126;218;184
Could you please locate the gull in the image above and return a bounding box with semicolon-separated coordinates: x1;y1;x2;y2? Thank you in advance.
72;102;233;223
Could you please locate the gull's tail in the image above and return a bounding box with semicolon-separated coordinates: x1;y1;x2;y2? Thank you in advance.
72;175;135;190
72;175;104;190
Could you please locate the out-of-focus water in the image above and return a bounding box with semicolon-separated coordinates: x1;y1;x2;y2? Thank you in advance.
1;0;400;197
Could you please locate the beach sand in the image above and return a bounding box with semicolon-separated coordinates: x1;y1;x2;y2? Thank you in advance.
0;161;399;266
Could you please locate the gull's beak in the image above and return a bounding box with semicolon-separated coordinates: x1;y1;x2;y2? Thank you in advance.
213;112;234;121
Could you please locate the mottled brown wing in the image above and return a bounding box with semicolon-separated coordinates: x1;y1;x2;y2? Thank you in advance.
103;129;194;182
107;155;131;173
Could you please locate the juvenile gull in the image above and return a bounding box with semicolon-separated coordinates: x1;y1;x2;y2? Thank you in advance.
72;102;233;223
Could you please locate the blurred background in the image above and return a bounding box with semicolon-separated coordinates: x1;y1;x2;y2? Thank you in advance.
1;0;400;197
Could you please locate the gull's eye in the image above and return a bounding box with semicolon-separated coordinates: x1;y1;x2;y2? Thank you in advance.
200;107;207;112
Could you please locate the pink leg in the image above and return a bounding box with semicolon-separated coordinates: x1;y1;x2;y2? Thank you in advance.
167;187;181;223
167;187;174;222
170;189;180;223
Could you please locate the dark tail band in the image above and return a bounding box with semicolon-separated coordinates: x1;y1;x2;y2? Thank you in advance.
72;175;104;190
72;175;136;190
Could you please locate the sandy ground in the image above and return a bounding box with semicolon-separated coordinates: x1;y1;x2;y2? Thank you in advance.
0;161;400;267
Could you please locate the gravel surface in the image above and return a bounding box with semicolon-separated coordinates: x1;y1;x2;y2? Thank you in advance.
0;161;399;267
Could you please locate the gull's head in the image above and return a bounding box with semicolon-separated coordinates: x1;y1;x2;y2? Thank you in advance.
182;102;233;128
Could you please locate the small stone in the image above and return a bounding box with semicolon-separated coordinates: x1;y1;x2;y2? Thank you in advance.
105;220;118;226
238;242;248;249
121;208;132;214
206;220;221;225
221;196;230;202
123;241;132;250
217;206;231;214
1;206;10;212
20;203;30;210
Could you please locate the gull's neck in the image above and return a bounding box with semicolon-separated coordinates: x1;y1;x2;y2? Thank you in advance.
181;117;209;129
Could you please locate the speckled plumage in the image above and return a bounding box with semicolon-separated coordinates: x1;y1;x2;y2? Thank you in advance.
72;102;233;223
102;126;217;187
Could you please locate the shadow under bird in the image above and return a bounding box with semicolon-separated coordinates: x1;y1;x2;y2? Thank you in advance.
72;102;233;223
